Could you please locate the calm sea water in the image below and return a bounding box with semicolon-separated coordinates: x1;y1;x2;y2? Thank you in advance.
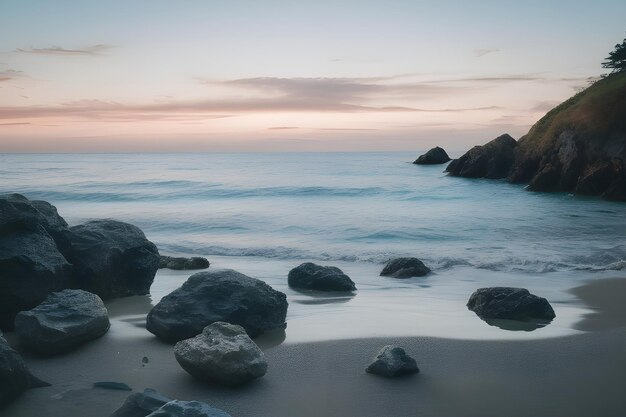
2;152;625;341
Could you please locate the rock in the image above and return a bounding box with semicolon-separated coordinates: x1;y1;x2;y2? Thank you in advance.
603;174;626;201
174;322;267;386
146;400;232;417
527;163;560;191
446;134;517;179
365;345;419;377
159;256;210;270
467;287;556;322
110;388;171;417
0;334;50;408
94;381;133;391
15;289;110;355
380;257;431;278
0;228;72;329
0;193;71;251
288;262;356;292
66;220;160;299
413;147;451;165
146;270;288;342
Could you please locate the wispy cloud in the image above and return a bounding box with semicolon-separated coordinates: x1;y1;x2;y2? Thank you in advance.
0;69;25;82
15;44;113;56
268;126;300;130
474;48;500;58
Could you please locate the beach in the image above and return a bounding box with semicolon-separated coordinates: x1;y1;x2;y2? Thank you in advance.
1;153;626;416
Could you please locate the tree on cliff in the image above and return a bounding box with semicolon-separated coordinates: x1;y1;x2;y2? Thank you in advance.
602;35;626;73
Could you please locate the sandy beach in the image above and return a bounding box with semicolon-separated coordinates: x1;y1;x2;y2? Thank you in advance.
2;277;625;417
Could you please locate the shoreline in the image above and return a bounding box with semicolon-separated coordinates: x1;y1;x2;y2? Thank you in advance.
2;328;625;417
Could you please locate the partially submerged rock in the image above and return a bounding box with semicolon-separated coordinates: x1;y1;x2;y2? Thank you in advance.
174;322;267;386
0;334;50;408
15;289;110;355
159;256;210;270
146;270;288;342
66;220;160;299
111;388;171;417
446;134;517;179
366;345;419;377
380;257;431;278
146;400;232;417
467;287;556;323
413;146;451;165
94;381;133;391
288;262;356;292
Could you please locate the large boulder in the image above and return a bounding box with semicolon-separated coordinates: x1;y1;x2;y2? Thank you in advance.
15;289;110;355
288;262;356;292
380;257;431;278
0;229;72;329
467;287;556;322
174;322;267;386
146;270;288;342
366;345;419;377
0;193;71;251
446;134;517;179
146;400;232;417
413;146;451;165
159;256;210;270
110;388;171;417
66;220;160;299
0;333;49;408
0;194;73;329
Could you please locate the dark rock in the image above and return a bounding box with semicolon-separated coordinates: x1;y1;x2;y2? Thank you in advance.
0;334;50;408
66;220;160;299
110;388;171;417
0;228;72;329
174;322;267;386
446;134;517;179
380;257;431;278
94;381;133;391
413;147;451;165
366;345;419;377
527;163;560;191
159;256;210;270
0;193;70;251
603;175;626;201
15;289;110;355
575;162;617;195
146;269;288;342
146;400;232;417
467;287;556;323
288;262;356;292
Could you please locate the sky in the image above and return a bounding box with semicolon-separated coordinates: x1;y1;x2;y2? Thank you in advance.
0;0;625;152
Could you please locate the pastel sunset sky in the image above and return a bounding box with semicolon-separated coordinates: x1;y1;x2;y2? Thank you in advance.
1;0;625;152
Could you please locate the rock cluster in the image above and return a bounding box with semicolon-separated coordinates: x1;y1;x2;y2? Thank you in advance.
0;194;160;330
146;269;288;342
288;262;356;292
446;134;517;179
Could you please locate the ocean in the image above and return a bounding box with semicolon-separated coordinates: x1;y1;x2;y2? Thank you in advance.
2;152;625;342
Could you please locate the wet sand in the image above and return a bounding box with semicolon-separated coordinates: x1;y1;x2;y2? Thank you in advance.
571;277;626;331
1;324;625;417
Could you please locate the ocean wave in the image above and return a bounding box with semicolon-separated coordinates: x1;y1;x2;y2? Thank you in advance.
154;243;626;273
2;185;397;202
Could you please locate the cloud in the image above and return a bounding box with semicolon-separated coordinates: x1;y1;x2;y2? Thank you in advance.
15;44;113;56
0;69;25;82
474;48;500;57
0;122;31;126
268;126;300;130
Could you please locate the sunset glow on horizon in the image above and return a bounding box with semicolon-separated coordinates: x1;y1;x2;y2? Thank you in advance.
1;0;625;152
